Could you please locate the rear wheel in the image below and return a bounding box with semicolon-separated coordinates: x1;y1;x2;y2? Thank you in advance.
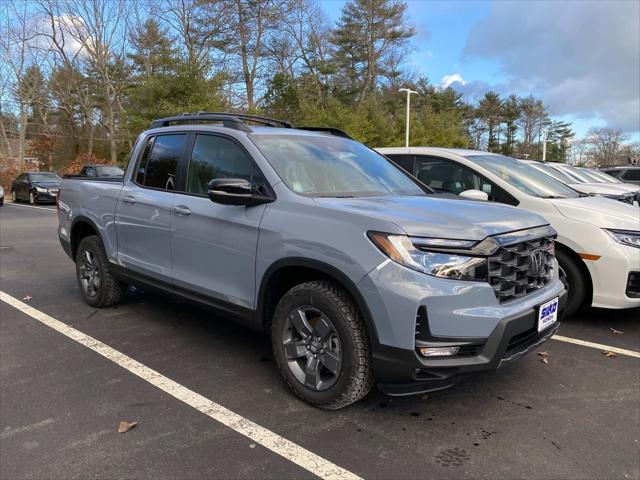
271;280;373;410
75;235;125;307
556;249;589;317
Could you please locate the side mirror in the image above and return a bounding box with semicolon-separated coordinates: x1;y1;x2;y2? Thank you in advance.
459;189;489;201
207;178;273;206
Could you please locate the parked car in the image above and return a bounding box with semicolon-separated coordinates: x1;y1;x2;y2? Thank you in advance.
58;113;566;409
545;162;639;203
78;164;124;177
11;172;61;204
521;160;637;206
0;185;4;206
599;166;640;186
378;147;640;316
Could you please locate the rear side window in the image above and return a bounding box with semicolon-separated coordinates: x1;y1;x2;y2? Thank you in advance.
622;169;640;181
136;134;186;190
186;135;253;196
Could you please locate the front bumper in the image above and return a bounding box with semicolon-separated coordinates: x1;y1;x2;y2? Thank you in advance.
34;191;57;203
374;291;566;395
586;239;640;309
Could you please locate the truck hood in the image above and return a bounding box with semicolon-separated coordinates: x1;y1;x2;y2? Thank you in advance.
551;197;640;229
314;195;548;240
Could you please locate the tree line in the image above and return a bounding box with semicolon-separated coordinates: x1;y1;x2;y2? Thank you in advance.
0;0;636;172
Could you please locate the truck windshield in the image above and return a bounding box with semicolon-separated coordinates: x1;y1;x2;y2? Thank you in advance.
466;155;579;199
250;134;426;197
30;173;61;182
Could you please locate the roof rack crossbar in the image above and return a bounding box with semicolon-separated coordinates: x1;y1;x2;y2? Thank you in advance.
296;127;353;140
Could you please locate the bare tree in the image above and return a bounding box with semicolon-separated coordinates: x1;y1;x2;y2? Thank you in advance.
0;0;44;166
586;127;630;167
60;0;128;162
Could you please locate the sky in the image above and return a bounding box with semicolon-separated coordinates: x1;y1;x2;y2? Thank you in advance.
320;0;640;141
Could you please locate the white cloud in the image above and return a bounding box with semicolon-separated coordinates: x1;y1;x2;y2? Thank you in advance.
440;73;466;89
462;0;640;134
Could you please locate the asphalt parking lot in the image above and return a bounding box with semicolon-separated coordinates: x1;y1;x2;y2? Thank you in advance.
1;202;639;480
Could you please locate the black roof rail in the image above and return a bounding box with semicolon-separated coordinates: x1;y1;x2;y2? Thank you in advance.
149;112;292;131
296;127;353;140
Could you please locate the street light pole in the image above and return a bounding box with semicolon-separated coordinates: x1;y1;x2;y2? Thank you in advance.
542;129;547;162
399;88;418;148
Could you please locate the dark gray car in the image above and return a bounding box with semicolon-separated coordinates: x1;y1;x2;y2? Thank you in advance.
57;113;566;409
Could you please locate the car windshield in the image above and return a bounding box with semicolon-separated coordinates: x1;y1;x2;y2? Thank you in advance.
29;173;61;183
552;165;593;183
466;155;579;199
581;168;620;184
95;166;124;176
526;161;575;184
250;134;426;197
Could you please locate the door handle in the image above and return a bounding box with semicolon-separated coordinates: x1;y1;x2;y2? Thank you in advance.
122;195;136;204
173;205;191;216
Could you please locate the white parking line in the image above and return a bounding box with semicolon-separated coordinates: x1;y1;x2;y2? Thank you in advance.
4;203;56;212
552;334;640;358
0;291;361;480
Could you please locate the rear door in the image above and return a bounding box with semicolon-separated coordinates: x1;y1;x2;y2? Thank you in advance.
115;133;187;282
170;133;268;312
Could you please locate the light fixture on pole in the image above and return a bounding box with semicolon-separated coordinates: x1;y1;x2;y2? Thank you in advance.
399;88;418;148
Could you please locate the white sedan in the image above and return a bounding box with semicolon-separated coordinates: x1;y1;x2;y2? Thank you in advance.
377;147;640;316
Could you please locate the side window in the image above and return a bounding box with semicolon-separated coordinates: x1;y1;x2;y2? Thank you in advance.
386;154;414;174
186;135;254;196
622;169;640;181
17;174;27;182
137;134;185;190
414;157;481;195
85;167;96;177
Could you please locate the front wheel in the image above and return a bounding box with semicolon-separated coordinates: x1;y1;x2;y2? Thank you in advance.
271;280;373;410
29;192;35;205
556;249;589;317
75;235;125;307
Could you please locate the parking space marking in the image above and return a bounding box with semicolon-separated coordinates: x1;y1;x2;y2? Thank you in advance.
552;334;640;358
0;291;361;480
4;203;56;212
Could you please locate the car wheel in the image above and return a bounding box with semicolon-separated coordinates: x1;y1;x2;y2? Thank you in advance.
11;190;17;202
75;235;125;308
556;249;588;317
271;280;373;410
29;192;35;205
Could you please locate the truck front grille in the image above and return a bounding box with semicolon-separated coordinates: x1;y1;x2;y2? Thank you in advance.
489;236;555;303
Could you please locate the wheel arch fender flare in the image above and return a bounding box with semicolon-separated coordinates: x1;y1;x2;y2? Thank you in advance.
256;257;380;346
69;215;104;260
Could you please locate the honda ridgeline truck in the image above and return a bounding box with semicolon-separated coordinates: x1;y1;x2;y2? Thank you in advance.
58;113;566;409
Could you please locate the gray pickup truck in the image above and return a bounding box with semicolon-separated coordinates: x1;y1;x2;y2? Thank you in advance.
58;113;566;409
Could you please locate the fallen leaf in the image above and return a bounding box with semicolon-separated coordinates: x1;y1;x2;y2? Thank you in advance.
117;421;138;433
22;295;32;301
249;443;256;449
537;351;549;357
610;328;623;335
602;351;616;358
540;358;549;364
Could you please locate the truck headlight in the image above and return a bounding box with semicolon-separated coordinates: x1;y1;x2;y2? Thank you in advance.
606;229;640;249
368;232;488;281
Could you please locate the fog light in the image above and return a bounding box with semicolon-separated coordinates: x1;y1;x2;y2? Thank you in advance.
418;346;460;357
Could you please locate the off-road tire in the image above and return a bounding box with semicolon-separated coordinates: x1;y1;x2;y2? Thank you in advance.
271;280;373;410
556;249;588;317
75;235;125;308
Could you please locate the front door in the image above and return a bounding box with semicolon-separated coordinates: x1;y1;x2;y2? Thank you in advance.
170;134;267;311
115;133;187;282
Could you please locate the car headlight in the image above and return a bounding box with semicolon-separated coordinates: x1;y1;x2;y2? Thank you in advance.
606;229;640;249
367;232;488;281
35;186;47;193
